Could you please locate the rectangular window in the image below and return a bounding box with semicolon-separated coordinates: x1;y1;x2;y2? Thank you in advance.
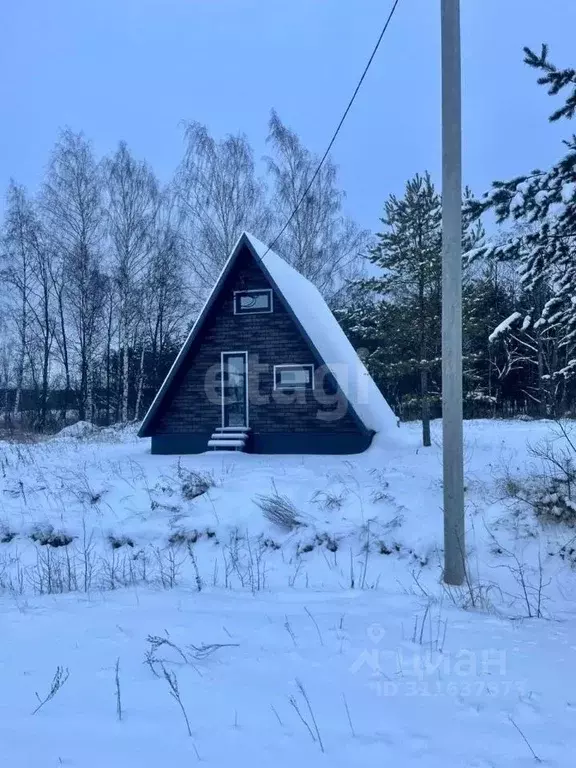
234;289;273;314
274;364;314;390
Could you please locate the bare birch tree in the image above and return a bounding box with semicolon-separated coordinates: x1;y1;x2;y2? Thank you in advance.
0;312;13;424
41;130;105;422
175;121;272;292
1;182;34;421
265;110;369;298
140;193;190;413
22;199;54;429
104;142;159;421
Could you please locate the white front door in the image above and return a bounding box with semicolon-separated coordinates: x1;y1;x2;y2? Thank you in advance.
221;352;248;427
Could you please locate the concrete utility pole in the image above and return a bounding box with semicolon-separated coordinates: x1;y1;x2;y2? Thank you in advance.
441;0;465;585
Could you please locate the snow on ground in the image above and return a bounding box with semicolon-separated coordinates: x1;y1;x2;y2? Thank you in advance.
1;419;576;765
0;418;574;606
3;587;576;767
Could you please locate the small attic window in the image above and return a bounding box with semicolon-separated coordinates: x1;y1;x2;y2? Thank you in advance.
274;364;314;391
234;289;273;314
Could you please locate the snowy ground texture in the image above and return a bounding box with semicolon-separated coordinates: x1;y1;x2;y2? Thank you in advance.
1;419;576;766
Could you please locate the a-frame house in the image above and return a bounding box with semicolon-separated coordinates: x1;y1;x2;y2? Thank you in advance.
138;232;396;454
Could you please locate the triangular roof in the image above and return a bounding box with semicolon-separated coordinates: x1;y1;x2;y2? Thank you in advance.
138;232;396;437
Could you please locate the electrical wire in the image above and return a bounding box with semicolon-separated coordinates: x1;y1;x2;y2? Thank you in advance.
264;0;402;258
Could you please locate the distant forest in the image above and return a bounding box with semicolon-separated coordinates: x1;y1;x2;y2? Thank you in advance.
0;46;575;434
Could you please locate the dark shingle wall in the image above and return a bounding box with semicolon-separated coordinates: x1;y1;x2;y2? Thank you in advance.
153;246;361;436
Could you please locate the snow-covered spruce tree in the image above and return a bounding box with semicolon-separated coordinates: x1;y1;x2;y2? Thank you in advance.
467;46;576;412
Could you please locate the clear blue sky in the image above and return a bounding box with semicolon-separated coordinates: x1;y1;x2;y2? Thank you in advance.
1;0;575;229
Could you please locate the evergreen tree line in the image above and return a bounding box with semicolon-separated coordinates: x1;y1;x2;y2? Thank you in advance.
339;45;576;443
0;112;367;432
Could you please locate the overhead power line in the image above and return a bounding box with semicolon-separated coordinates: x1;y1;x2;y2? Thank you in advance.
265;0;402;257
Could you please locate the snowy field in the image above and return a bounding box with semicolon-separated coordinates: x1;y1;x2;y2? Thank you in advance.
1;419;576;766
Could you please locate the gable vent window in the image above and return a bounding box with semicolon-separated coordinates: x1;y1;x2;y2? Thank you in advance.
274;364;314;391
234;289;273;315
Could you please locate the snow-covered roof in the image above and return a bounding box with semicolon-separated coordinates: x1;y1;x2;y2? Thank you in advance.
245;233;396;433
139;232;397;437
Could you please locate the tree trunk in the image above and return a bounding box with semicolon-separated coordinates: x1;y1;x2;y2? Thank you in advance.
78;346;88;421
57;291;70;425
134;346;146;421
13;291;27;422
537;334;547;418
421;366;431;447
39;302;50;432
418;265;431;447
122;335;130;423
116;321;123;423
105;298;113;426
86;360;93;423
12;381;22;422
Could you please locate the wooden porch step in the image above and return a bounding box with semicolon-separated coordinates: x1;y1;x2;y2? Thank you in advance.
210;432;247;441
208;425;251;451
207;439;246;450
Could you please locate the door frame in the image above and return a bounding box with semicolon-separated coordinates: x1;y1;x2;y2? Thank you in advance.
220;351;249;428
